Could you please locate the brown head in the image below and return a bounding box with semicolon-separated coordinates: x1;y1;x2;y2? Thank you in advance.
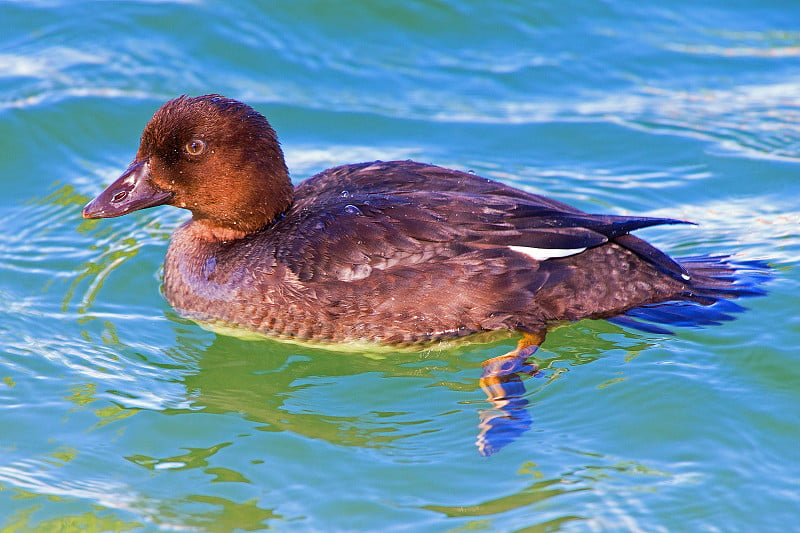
82;94;293;238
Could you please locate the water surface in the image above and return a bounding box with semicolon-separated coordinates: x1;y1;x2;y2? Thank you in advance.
1;1;798;531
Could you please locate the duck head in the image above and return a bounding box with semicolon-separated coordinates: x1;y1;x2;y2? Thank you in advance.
82;94;293;237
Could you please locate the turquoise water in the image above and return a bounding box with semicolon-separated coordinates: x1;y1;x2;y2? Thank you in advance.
1;1;799;531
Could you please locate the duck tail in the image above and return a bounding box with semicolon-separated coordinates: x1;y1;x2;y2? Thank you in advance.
608;255;772;334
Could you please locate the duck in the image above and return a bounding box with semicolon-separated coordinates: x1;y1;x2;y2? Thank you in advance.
82;94;761;377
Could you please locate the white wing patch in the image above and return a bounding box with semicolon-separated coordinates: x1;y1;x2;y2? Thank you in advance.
508;245;587;261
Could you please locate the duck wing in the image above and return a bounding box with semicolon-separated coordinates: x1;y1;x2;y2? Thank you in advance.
281;160;691;282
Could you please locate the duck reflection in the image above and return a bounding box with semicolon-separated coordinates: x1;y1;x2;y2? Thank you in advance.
477;362;535;457
176;330;474;450
475;331;542;456
170;320;659;457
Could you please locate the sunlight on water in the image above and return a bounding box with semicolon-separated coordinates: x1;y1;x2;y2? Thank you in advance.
284;145;420;176
0;0;798;531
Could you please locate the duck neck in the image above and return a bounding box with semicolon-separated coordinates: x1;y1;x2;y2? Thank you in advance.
192;168;294;240
192;222;251;242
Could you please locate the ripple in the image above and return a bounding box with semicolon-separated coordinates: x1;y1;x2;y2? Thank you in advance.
663;27;800;58
647;196;800;263
1;0;796;167
616;83;800;161
0;181;198;414
1;2;798;531
284;145;419;177
0;461;141;513
666;43;800;58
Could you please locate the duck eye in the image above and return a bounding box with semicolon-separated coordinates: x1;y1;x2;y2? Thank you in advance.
184;139;206;156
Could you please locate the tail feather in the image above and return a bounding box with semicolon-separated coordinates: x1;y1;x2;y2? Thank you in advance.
614;233;692;282
681;255;770;299
610;255;771;334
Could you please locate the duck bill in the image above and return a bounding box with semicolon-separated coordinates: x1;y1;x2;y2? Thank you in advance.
82;159;173;219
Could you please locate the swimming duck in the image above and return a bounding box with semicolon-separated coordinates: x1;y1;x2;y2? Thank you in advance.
82;94;757;376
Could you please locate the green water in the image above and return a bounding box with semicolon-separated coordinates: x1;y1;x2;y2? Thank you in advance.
1;1;799;531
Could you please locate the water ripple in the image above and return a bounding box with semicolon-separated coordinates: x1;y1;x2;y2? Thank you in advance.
1;1;798;530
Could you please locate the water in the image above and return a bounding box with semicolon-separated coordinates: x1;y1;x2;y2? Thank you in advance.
1;1;799;531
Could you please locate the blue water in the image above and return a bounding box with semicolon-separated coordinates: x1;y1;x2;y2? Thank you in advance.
1;1;799;531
